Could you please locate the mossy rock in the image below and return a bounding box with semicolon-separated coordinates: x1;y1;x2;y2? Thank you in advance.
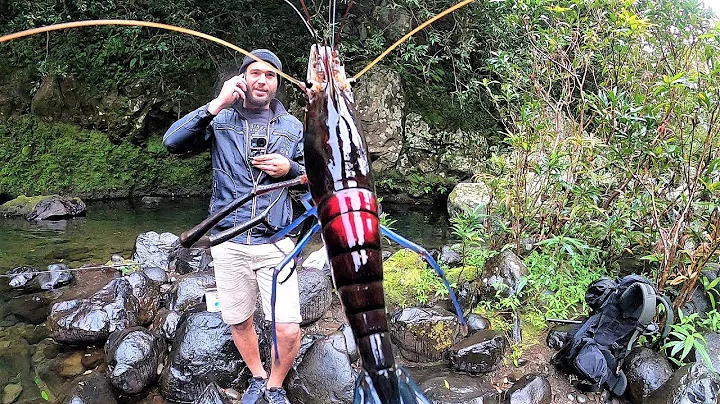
0;195;54;217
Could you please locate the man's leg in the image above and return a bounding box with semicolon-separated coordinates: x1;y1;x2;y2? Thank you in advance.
254;238;303;391
231;314;269;379
267;322;301;388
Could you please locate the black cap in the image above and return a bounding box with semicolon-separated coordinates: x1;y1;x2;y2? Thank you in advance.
239;49;283;74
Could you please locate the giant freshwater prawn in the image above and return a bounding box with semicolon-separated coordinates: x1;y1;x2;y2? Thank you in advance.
0;1;475;402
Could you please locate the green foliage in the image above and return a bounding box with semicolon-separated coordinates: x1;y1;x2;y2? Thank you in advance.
663;310;715;370
375;169;457;199
0;115;210;197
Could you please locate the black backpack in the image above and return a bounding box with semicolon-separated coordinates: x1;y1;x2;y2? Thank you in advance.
552;275;674;396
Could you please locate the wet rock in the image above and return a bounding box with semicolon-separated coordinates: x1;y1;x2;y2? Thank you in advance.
4;292;55;325
48;277;140;343
26;195;86;221
447;329;505;373
479;250;528;299
132;231;179;270
149;308;181;341
81;347;105;369
192;382;233;404
450;281;480;315
286;334;356;404
354;66;404;172
546;324;575;351
698;332;720;371
37;263;74;290
59;371;118;404
390;306;462;362
140;196;163;209
382;250;392;261
3;383;22;404
8;323;49;345
0;336;32;391
167;242;213;274
645;362;720;404
447;182;491;219
60;266;120;302
143;266;169;284
106;327;167;395
159;308;267;402
681;286;711;318
624;347;673;403
439;245;463;267
501;374;551;404
125;272;160;325
167;272;216;312
6;266;37;289
59;351;85;377
466;313;490;334
418;368;499;403
331;324;359;363
298;267;333;326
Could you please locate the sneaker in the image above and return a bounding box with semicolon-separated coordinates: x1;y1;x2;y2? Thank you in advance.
241;376;267;404
264;387;291;404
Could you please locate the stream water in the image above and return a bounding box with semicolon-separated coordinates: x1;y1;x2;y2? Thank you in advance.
0;197;453;273
0;197;453;402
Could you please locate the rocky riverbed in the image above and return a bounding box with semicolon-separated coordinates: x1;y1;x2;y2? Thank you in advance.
1;229;719;404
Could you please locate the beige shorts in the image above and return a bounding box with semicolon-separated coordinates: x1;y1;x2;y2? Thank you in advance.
210;238;302;325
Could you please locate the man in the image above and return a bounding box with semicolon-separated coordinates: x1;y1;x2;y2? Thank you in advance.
163;49;304;404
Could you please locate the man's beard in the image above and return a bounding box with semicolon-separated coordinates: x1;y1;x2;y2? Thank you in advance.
245;87;275;108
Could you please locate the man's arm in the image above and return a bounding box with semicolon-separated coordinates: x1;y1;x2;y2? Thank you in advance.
162;105;215;153
163;75;248;153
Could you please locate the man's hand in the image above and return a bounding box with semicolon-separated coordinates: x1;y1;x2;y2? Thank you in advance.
208;75;248;114
252;154;291;178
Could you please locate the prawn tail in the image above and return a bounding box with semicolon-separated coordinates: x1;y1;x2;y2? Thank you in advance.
353;367;430;404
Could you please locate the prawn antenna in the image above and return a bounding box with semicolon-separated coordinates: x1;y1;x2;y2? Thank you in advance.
354;0;475;79
282;0;319;41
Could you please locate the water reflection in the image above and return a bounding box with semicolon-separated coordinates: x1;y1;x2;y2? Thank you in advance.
0;197;452;273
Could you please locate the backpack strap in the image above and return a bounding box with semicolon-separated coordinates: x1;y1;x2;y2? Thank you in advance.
618;283;656;366
652;294;674;348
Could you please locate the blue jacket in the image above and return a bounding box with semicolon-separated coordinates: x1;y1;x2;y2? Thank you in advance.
163;99;305;244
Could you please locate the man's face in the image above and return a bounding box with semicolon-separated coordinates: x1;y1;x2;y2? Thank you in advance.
244;61;278;109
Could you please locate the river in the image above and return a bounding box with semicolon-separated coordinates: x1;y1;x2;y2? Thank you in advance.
0;197;453;273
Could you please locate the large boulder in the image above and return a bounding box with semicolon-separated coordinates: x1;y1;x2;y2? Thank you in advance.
192;382;234;404
501;374;551;404
479;250;528;300
167;242;213;274
399;114;487;179
623;347;673;403
124;272;161;325
48;278;140;344
159;307;270;402
447;329;505;373
354;66;405;172
645;362;720;404
58;371;118;404
390;306;462;363
132;231;179;270
446;182;491;219
0;195;85;220
166;272;216;312
416;367;499;404
149;308;182;341
26;196;86;221
698;332;720;371
298;267;333;326
105;327;167;395
286;330;357;404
